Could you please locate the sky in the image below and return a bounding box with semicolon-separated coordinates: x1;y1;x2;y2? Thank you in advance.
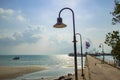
0;0;119;55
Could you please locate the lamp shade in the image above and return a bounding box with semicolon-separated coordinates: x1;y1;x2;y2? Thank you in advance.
53;17;67;28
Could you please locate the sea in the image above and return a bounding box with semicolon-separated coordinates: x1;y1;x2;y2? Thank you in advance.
0;55;114;80
0;55;85;80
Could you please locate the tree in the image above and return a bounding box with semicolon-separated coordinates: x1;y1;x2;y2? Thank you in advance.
104;31;120;66
112;0;120;25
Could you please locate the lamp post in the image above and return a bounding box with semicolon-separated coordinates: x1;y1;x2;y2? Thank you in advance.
53;7;78;80
99;43;104;63
76;33;84;77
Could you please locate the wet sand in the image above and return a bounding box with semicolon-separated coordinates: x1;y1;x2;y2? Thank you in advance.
0;66;48;79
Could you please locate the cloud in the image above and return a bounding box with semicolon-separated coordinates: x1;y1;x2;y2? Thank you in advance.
0;8;26;23
0;24;74;54
0;25;42;46
17;15;26;22
0;8;14;15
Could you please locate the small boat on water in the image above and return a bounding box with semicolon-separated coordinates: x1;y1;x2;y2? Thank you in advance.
13;56;20;60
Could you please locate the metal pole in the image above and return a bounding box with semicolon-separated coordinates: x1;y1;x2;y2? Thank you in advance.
58;7;78;80
100;43;104;63
102;44;104;63
76;33;84;77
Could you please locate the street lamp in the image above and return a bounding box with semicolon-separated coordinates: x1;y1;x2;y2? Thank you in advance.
53;7;78;80
99;43;104;63
76;33;84;77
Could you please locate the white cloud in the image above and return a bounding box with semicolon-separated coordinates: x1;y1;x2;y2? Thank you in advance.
0;25;42;46
17;15;26;22
13;32;23;40
0;23;74;54
0;8;14;15
0;8;4;14
5;9;14;15
0;8;26;23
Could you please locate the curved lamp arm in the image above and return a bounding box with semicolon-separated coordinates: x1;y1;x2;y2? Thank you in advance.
53;7;78;80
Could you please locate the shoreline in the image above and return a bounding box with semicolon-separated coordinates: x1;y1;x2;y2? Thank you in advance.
0;65;85;80
0;66;48;79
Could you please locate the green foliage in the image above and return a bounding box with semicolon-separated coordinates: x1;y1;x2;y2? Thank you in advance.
105;31;119;47
104;31;120;65
111;41;120;60
112;0;120;25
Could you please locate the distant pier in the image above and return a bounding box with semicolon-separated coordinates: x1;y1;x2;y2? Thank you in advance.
68;53;112;57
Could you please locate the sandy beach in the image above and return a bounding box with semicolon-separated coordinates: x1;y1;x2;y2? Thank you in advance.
0;65;86;80
0;66;48;79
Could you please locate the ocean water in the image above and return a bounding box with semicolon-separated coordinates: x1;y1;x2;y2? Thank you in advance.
0;55;85;80
96;55;114;62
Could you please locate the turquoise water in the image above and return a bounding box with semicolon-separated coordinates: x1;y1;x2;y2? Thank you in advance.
0;55;63;66
0;55;85;80
0;55;85;67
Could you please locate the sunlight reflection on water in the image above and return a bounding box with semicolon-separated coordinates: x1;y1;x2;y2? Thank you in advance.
0;55;85;80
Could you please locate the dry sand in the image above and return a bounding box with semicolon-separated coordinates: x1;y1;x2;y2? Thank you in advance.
0;66;48;79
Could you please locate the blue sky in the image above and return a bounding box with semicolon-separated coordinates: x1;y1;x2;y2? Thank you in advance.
0;0;119;55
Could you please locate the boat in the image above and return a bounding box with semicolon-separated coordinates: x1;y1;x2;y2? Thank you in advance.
13;56;20;60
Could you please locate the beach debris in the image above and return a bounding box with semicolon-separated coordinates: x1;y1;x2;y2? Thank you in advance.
68;73;72;76
58;76;65;80
41;77;44;79
65;78;72;80
95;63;96;66
55;74;73;80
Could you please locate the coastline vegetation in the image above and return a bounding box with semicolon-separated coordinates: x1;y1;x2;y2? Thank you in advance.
105;0;120;66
